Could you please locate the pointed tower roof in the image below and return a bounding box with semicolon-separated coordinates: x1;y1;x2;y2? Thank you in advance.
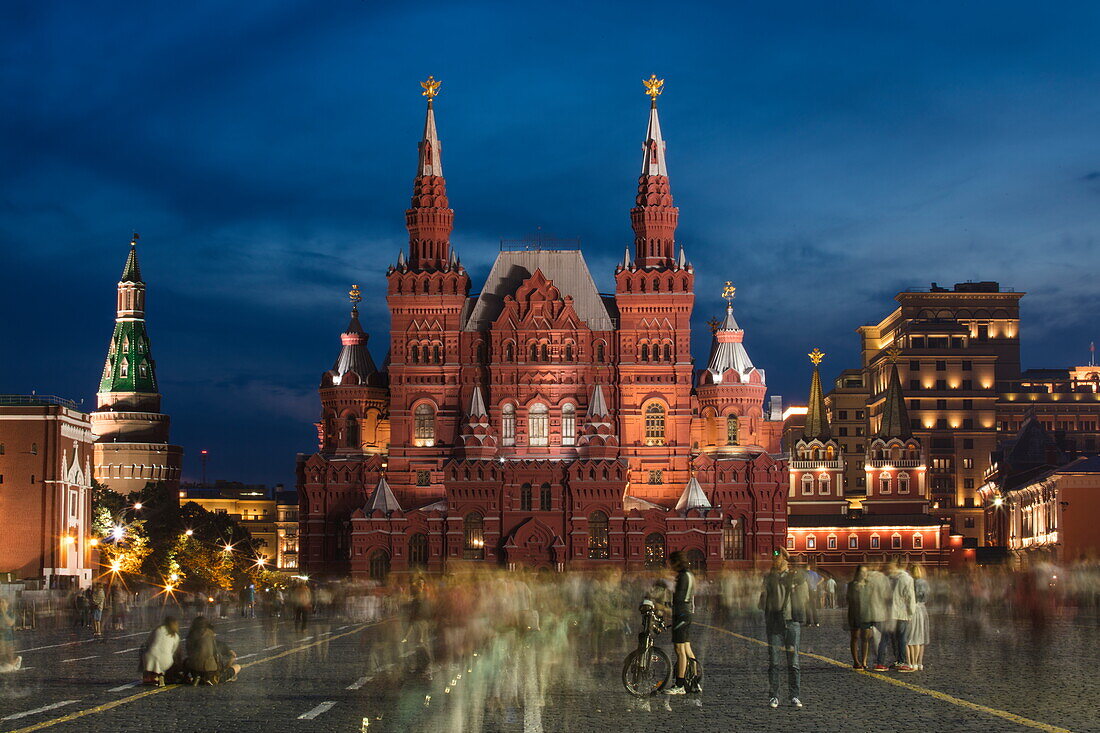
365;476;402;514
705;284;761;382
641;91;668;177
405;76;454;272
329;285;378;381
418;86;443;177
468;385;487;418
802;348;831;441
588;384;609;418
631;75;680;269
675;475;712;511
877;353;912;440
121;234;142;283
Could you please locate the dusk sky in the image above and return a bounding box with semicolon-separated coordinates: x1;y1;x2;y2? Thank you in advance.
3;1;1099;487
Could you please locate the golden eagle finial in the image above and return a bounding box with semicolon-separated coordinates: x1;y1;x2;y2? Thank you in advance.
420;76;441;100
707;317;721;333
643;75;664;101
130;232;140;247
885;344;903;364
722;281;736;305
809;348;825;366
349;284;362;306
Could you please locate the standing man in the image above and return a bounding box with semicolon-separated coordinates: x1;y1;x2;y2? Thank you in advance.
663;551;698;695
805;562;821;626
760;551;808;709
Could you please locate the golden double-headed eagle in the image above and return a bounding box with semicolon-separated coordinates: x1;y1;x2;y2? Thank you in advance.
809;348;826;366
420;76;441;100
643;74;664;100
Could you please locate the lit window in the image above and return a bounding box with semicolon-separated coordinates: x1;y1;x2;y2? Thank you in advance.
827;535;837;549
802;474;814;495
806;534;816;549
414;404;436;446
502;404;516;446
528;403;549;446
848;535;858;549
913;533;923;549
870;535;880;549
587;511;609;559
119;358;129;378
463;513;484;560
561;404;576;446
723;519;745;560
644;403;666;445
898;472;910;493
645;533;666;568
726;415;739;445
786;536;795;549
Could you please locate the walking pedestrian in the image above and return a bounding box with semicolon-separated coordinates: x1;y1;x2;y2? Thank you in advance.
760;551;808;709
825;576;838;608
290;581;312;632
0;597;21;673
90;583;106;637
907;564;930;671
873;557;916;672
805;562;822;626
847;565;874;669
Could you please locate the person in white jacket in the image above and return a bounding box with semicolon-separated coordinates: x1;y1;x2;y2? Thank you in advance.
878;559;917;672
141;616;182;686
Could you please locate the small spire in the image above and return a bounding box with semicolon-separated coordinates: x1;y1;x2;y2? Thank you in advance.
640;76;668;176
418;76;443;177
121;233;142;283
468;386;487;418
676;245;686;269
623;246;631;269
588;384;609;418
397;249;406;267
803;348;831;441
877;356;913;440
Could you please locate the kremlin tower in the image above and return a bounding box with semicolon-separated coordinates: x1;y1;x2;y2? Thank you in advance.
91;235;183;495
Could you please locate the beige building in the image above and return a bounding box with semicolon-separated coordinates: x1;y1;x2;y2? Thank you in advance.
181;482;298;570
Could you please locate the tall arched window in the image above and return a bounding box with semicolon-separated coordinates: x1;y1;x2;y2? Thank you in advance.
723;518;745;560
685;548;706;572
644;403;666;446
564;342;574;361
408;534;428;568
898;472;911;493
463;513;484;559
119;358;129;378
818;473;831;495
529;403;549;446
587;511;609;559
540;343;549;361
520;483;533;511
501;404;516;446
530;343;539;361
476;342;487;362
595;342;605;362
663;343;673;362
432;344;442;363
540;482;552;511
345;415;359;448
504;342;514;361
414;404;436;446
561;403;576;446
802;473;814;495
726;415;739;445
641;344;650;362
368;550;390;581
644;533;665;568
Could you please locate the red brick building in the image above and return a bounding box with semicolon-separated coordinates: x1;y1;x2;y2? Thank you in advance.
297;80;787;579
0;395;95;588
786;351;951;572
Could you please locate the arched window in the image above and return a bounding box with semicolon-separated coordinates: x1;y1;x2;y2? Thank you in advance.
31;443;38;456
432;344;442;364
540;482;552;511
368;550;390;581
414;404;436;446
410;344;419;364
520;483;533;511
726;415;739;445
723;518;745;560
408;534;428;568
476;342;487;362
898;472;910;493
802;473;814;495
595;342;605;362
644;533;665;569
564;343;574;361
345;415;359;448
806;534;817;550
685;549;706;572
501;404;516;446
818;473;830;495
644;403;666;446
463;513;484;559
587;511;609;559
119;358;129;378
528;403;549;446
139;362;148;379
540;343;549;361
912;533;923;549
641;344;650;362
663;343;672;362
530;343;539;361
561;403;576;446
504;342;514;361
879;475;892;494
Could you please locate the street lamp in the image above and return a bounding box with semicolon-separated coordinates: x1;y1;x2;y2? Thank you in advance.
133;502;143;510
111;525;125;541
184;529;194;537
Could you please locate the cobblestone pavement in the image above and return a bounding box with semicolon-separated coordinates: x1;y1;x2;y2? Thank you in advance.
1;607;1096;732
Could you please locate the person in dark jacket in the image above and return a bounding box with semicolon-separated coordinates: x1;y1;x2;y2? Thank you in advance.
184;617;240;685
847;565;874;669
662;551;698;695
760;551;808;709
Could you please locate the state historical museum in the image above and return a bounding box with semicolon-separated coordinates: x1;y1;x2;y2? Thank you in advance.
296;78;788;579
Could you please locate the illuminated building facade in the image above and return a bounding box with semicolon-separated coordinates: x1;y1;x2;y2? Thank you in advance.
181;482;299;570
0;395;95;588
297;79;787;579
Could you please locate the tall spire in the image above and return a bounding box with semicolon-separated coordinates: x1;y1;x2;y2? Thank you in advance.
406;76;453;271
631;75;679;269
803;348;831;441
877;348;912;439
99;235;157;396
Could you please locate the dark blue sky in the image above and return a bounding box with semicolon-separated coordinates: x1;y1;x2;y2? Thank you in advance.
3;1;1099;487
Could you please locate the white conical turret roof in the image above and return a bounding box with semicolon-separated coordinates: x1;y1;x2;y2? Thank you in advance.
365;476;402;514
468;386;487;418
675;476;712;511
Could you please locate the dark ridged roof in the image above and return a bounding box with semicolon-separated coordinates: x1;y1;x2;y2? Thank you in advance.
121;245;142;283
877;362;911;439
803;365;831;441
329;308;378;379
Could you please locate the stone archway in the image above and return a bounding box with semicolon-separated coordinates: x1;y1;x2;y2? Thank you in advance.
503;517;560;569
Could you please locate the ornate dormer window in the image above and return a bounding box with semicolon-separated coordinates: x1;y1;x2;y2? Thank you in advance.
644;402;666;446
561;403;576;446
119;358;129;378
501;404;516;446
726;415;739;445
529;403;549;446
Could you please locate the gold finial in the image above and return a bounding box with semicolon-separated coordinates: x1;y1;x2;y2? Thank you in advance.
885;344;903;364
722;281;736;305
131;232;139;246
809;348;825;366
349;284;362;305
706;317;721;333
643;74;664;101
420;76;441;100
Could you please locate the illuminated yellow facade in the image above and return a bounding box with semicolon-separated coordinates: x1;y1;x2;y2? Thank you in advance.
181;484;299;570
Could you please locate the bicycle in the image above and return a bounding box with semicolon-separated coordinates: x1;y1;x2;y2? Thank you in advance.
622;600;672;696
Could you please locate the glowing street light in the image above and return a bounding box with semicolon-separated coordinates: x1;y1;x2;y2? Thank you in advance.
133;502;143;510
89;538;99;547
110;559;123;573
184;529;194;537
993;496;1004;507
223;543;234;553
111;525;125;541
169;573;179;582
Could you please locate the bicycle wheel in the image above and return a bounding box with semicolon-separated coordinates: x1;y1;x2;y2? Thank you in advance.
622;647;672;697
687;657;704;693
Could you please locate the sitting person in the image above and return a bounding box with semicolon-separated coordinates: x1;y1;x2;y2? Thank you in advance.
141;616;181;686
185;617;241;685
